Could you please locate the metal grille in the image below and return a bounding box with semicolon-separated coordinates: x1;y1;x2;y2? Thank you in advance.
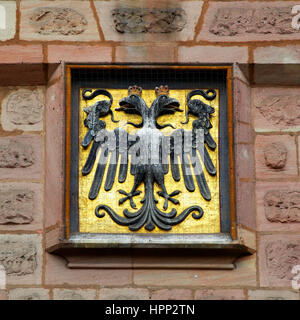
71;66;227;91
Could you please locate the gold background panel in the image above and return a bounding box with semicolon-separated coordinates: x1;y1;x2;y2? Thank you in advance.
78;89;220;234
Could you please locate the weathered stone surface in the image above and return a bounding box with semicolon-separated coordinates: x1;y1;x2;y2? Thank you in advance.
256;182;300;232
112;8;186;33
259;235;300;287
238;227;256;251
0;1;16;41
45;253;132;286
233;79;251;124
0;140;34;168
45;80;64;229
255;135;297;179
99;288;149;300
0;189;33;224
0;234;42;285
254;46;300;64
248;289;299;300
209;7;295;37
235;144;255;179
195;289;245;300
95;0;203;41
258;95;300;128
236;180;256;230
254;88;300;132
20;1;100;41
9;288;49;300
0;241;37;276
53;289;96;300
0;45;43;64
30;7;87;35
115;45;176;63
265;240;300;281
151;289;192;300
0;182;43;231
264;190;300;223
134;255;256;287
47;45;112;63
198;2;300;42
178;45;248;64
0;135;43;180
209;7;253;37
235;122;253;144
264;142;287;169
1;87;44;131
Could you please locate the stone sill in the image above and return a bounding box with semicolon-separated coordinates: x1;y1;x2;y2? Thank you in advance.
47;233;255;270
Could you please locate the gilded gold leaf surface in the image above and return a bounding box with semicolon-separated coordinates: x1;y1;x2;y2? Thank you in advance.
78;89;220;234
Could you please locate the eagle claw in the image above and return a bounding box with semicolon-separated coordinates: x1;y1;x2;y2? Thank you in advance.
157;190;181;210
118;189;141;209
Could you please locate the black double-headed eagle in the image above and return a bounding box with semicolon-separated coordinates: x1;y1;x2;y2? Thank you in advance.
81;85;217;231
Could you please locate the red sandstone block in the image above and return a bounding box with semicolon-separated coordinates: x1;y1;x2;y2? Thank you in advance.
0;234;43;286
0;45;43;64
233;79;251;124
0;182;43;232
235;143;255;180
151;289;193;300
236;180;256;230
238;227;256;250
256;182;300;232
133;255;256;287
195;289;245;300
95;0;203;42
53;289;96;300
254;46;300;64
99;288;149;300
20;0;100;42
45;253;132;286
198;1;300;42
47;45;112;63
255;135;298;179
0;134;43;180
178;46;248;64
248;289;299;300
115;46;176;63
253;87;300;132
9;288;50;300
45;228;64;251
45;79;64;228
235;122;254;144
258;234;300;288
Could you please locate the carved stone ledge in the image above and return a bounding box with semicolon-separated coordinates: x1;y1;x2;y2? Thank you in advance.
47;235;254;270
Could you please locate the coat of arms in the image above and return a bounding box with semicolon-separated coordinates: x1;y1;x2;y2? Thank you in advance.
79;85;218;232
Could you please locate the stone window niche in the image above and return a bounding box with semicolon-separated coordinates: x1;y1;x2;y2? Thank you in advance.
45;64;255;270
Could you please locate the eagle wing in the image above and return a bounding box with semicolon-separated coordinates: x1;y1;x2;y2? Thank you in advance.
80;89;137;200
166;89;217;201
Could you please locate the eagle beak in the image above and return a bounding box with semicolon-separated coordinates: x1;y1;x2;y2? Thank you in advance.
165;98;182;112
116;97;134;111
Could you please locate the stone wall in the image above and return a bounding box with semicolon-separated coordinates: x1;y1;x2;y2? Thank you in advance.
0;0;299;300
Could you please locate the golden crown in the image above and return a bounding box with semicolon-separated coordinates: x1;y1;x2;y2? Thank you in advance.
128;85;142;96
155;85;169;96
